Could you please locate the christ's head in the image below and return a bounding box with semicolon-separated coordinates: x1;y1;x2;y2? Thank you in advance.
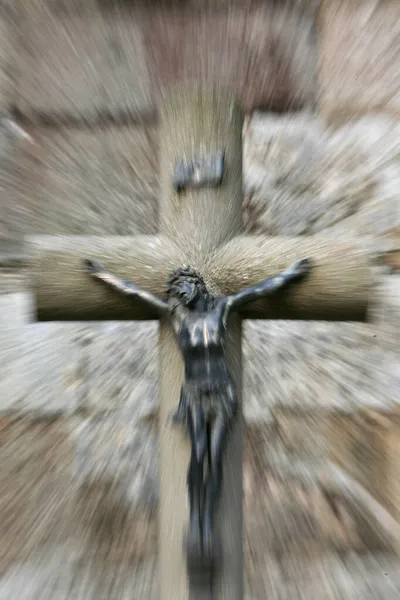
166;266;212;309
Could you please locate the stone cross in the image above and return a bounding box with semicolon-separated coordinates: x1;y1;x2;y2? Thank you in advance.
26;87;371;599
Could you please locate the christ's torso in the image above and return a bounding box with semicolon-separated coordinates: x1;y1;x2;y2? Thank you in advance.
170;306;231;384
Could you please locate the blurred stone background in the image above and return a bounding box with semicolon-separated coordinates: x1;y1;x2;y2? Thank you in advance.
0;0;399;598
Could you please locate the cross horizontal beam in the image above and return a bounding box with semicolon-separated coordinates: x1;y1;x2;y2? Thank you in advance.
26;234;185;321
28;234;371;323
210;234;371;321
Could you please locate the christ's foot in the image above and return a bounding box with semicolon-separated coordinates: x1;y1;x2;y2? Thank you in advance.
184;525;203;571
202;527;221;570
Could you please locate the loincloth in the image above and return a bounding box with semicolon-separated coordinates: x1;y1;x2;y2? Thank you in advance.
176;379;238;422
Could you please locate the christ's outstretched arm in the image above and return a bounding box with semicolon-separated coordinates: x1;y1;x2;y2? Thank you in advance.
223;258;311;314
84;259;168;316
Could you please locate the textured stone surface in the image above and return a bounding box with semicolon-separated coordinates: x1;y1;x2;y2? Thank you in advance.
0;417;157;595
12;322;83;415
0;2;17;112
319;0;400;123
2;284;395;418
243;305;399;418
0;292;84;416
246;552;400;600
1;2;399;595
80;322;158;419
0;419;74;567
243;113;399;239
0;122;19;241
146;3;317;113
0;294;31;400
0;554;158;600
8;111;400;239
44;0;322;12
5;551;400;599
0;299;156;419
71;414;159;510
10;125;159;235
0;268;25;293
1;112;399;418
17;2;152;121
378;276;400;354
245;427;361;558
382;249;400;273
1;418;400;599
0;109;399;597
16;1;318;119
329;410;400;524
241;112;400;416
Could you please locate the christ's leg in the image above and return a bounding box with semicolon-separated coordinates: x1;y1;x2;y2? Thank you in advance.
202;413;229;566
202;384;237;566
185;401;206;568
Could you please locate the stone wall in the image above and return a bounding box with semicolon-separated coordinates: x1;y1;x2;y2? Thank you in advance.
0;0;400;597
16;0;318;121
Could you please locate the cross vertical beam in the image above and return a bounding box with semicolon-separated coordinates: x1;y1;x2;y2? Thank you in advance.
157;87;244;599
26;86;372;600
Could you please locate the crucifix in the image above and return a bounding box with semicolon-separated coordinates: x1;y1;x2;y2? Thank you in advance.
26;86;370;599
83;253;311;571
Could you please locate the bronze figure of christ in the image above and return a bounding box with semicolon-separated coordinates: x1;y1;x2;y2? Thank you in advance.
84;257;311;569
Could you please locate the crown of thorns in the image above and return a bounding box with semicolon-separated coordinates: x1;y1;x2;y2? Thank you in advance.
166;266;209;297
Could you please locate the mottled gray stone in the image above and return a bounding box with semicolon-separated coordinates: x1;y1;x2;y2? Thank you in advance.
0;418;157;597
146;1;318;114
319;0;400;123
243;113;400;239
0;4;399;598
0;123;19;241
0;268;25;293
0;114;398;595
2;418;400;600
243;298;400;418
0;294;31;411
251;552;400;600
0;293;84;415
377;275;400;355
81;321;158;420
0;549;158;600
241;113;400;417
0;2;17;112
17;2;152;121
10;125;159;236
71;416;159;510
1;113;399;421
4;551;400;600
